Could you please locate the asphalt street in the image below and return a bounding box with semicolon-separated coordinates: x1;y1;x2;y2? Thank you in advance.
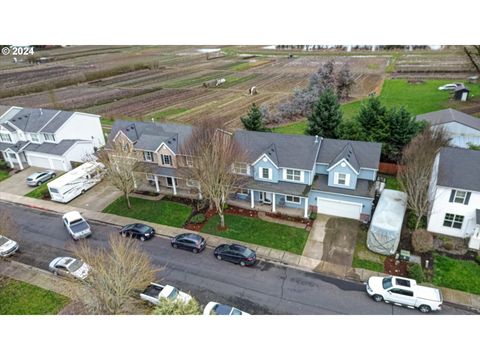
1;201;475;315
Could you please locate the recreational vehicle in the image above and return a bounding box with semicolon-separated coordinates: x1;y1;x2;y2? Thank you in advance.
48;162;104;203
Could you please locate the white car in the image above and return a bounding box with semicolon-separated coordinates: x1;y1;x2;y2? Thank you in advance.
62;211;91;240
49;256;90;280
438;83;461;91
0;235;19;257
140;283;193;306
203;302;250;315
366;275;443;313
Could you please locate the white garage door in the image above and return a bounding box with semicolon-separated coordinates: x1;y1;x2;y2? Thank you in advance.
317;197;362;220
51;158;68;171
27;154;51;169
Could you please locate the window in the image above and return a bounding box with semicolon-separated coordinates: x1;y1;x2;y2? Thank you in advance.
234;163;248;175
43;133;55;142
185;156;194;167
146;174;155;181
30;133;40;143
443;213;464;229
286;169;301;182
161;154;172;166
260;168;270;179
449;189;470;205
337;173;347;185
237;188;249;195
390;289;413;297
286;195;301;204
0;133;12;142
143;151;154;162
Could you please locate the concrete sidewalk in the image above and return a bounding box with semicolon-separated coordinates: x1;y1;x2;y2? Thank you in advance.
2;190;480;312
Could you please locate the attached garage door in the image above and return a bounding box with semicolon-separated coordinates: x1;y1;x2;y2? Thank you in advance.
50;158;68;171
317;197;362;220
27;154;51;169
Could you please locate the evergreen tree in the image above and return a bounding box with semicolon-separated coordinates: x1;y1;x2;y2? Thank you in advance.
306;89;343;138
354;96;387;141
241;103;268;131
338;118;365;141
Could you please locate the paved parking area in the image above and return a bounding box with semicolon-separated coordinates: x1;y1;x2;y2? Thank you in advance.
302;214;329;260
69;179;122;211
0;167;50;196
321;217;359;266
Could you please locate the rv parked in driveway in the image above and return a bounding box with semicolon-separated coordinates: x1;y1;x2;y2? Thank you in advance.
48;162;104;203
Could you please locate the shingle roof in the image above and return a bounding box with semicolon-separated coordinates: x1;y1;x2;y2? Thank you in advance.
108;120;192;153
23;140;79;156
0;141;29;153
436;147;480;192
139;162;179;177
329;143;360;172
234;131;321;170
5;107;75;133
0;122;16;132
311;174;376;198
243;178;309;197
416;108;480;131
135;134;173;151
317;139;381;170
0;105;11;118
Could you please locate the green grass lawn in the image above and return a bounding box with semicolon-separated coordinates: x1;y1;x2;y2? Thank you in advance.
103;196;192;228
384;175;401;191
0;278;69;315
202;214;309;255
148;107;189;120
272;79;480;135
352;226;386;272
433;254;480;295
25;181;51;199
0;169;10;182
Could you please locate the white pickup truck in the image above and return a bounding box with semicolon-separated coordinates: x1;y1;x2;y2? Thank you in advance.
366;275;443;313
140;282;192;306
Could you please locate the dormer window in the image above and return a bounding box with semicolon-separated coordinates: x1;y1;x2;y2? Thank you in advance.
161;154;172;166
30;133;40;143
0;133;12;143
143;151;154;162
334;172;350;186
43;133;55;142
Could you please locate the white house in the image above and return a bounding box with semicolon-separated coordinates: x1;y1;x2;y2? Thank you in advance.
0;106;105;171
427;147;480;249
417;108;480;148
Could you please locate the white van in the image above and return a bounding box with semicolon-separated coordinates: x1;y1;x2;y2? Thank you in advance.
48;162;104;203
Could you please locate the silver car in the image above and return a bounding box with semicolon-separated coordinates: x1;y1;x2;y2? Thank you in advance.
0;235;19;257
49;256;90;280
26;171;56;186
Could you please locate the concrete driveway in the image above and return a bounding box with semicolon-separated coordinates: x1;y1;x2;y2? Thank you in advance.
321;217;359;266
0;167;56;196
69;179;122;211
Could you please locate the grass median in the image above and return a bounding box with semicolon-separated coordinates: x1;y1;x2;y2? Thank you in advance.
202;214;309;255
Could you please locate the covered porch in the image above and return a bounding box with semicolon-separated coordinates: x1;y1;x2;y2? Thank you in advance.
1;145;28;170
135;171;201;200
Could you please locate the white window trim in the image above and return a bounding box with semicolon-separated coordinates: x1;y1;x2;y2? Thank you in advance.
234;162;249;175
334;172;350;186
443;213;464;229
0;133;12;143
30;133;41;143
285;195;301;204
259;167;272;180
284;168;303;182
143;151;154;162
161;154;173;166
43;133;56;142
453;190;467;204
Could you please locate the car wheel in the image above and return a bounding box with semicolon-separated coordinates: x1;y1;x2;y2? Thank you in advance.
372;294;383;302
140;236;145;241
418;305;431;313
52;174;56;178
37;181;42;186
240;261;246;266
172;243;178;249
216;255;222;260
81;190;86;194
192;248;198;254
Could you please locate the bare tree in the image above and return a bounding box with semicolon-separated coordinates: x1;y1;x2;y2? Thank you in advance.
464;46;480;74
153;298;202;315
73;233;157;315
97;138;142;209
397;126;450;229
180;120;247;229
0;209;17;240
336;63;355;100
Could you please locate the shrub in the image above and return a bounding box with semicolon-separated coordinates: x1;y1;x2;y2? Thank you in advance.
406;210;427;231
190;213;206;224
309;212;317;221
408;263;425;283
412;229;434;253
443;240;454;251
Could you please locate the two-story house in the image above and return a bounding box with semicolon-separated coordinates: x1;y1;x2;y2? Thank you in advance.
427;147;480;249
106;120;200;198
0;105;105;171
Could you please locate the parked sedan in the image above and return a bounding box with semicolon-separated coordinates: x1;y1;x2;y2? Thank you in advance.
120;223;155;241
214;244;256;266
62;211;92;240
49;256;90;280
26;170;56;186
203;302;250;315
0;235;19;257
438;83;461;91
171;233;206;253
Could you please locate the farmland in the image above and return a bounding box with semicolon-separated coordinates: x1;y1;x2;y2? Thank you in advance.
0;45;476;131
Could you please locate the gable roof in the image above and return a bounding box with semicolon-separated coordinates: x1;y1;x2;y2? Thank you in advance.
416;108;480;132
108;120;192;153
436;147;480;192
317;139;381;170
0;140;29;153
5;107;75;133
234;131;321;170
252;143;279;168
23;139;80;156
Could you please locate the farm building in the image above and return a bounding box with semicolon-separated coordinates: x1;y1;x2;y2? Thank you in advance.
453;85;470;101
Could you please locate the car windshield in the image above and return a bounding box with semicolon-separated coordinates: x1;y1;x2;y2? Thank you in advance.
231;308;243;315
214;304;233;315
70;220;89;233
136;225;150;233
167;287;179;300
67;259;84;273
0;237;9;246
382;277;393;290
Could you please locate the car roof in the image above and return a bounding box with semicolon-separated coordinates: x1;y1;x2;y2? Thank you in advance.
214;304;234;315
56;257;75;267
179;233;202;241
63;211;83;222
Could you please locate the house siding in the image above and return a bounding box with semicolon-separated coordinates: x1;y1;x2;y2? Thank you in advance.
54;113;105;148
253;157;278;183
327;161;358;190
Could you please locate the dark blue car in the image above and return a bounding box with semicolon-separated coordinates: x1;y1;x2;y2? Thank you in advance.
214;244;256;266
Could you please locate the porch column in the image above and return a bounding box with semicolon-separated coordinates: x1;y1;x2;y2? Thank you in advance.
6;152;14;168
15;152;24;170
303;198;308;218
250;190;254;208
198;184;203;200
172;177;177;195
154;175;159;192
272;193;276;213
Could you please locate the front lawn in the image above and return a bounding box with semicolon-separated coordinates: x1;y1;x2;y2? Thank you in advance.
103;196;192;228
0;169;10;182
202;214;309;255
0;277;69;315
433;254;480;295
25;182;50;199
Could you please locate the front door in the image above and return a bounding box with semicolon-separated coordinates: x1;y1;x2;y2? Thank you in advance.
260;192;272;204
